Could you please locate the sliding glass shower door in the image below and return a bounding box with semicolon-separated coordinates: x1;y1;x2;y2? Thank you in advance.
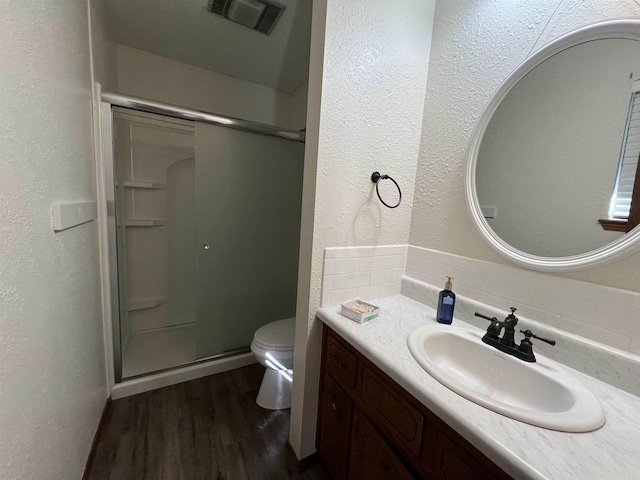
194;123;304;359
111;103;304;379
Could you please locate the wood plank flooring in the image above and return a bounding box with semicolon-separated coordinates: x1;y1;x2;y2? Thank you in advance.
85;364;329;480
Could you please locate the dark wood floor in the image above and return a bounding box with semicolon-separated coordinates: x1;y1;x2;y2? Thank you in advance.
85;364;329;480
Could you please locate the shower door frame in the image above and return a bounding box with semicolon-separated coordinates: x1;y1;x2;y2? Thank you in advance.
100;92;306;385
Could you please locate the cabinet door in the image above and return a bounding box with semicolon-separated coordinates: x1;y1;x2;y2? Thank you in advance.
317;374;353;480
434;431;497;480
348;411;417;480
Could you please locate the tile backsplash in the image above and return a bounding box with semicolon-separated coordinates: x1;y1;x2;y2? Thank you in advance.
321;244;640;355
321;245;407;307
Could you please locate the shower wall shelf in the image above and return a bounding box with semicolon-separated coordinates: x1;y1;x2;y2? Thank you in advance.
128;297;168;311
117;181;166;189
121;219;166;227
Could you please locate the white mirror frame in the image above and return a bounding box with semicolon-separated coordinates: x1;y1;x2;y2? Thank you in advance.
465;19;640;272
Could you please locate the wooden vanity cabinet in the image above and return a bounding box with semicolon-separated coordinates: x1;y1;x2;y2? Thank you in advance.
316;325;512;480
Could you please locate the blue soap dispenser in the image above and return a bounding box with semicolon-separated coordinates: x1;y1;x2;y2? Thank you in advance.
436;276;456;324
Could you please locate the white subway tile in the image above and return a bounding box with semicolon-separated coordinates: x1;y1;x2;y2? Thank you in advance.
424;250;474;271
332;274;346;290
383;255;405;270
532;288;597;323
371;245;406;256
453;266;488;291
471;259;514;280
324;248;335;259
380;281;401;297
331;288;358;306
468;288;485;302
408;245;430;259
392;268;404;282
405;269;439;286
480;291;512;312
321;275;332;307
513;304;562;328
566;280;638;311
455;284;470;297
375;244;408;256
345;272;371;288
349;246;375;257
406;255;426;272
488;277;535;306
424;259;453;279
370;269;393;285
334;247;349;259
334;258;360;274
512;269;567;293
593;304;640;338
323;259;334;275
559;317;632;351
359;256;384;272
357;284;381;300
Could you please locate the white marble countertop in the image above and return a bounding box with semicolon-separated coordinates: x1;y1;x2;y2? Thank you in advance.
317;295;640;480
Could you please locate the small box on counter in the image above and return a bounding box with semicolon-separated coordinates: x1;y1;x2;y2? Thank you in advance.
340;299;380;323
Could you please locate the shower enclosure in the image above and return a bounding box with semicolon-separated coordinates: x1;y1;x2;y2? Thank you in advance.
104;95;305;381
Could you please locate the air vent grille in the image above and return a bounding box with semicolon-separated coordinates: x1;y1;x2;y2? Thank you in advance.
208;0;285;35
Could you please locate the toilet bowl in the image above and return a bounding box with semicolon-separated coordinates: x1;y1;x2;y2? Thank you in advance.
250;317;295;410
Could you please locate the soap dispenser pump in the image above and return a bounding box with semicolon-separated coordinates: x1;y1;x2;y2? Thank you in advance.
436;276;456;324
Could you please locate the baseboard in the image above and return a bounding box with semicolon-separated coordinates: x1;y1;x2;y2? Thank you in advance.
82;397;111;480
111;352;256;399
286;441;321;473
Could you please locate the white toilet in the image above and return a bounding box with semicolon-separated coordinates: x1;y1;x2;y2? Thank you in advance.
250;317;296;410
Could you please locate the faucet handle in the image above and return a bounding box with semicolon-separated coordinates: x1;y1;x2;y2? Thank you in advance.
520;329;556;346
474;311;497;322
475;311;502;338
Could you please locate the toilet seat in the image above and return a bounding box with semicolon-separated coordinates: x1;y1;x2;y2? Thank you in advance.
253;317;295;351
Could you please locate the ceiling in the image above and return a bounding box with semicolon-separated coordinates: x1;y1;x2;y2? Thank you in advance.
104;0;312;93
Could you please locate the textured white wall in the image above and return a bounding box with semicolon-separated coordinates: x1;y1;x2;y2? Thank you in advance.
89;0;118;92
411;0;640;291
290;0;435;458
117;45;305;130
0;1;106;479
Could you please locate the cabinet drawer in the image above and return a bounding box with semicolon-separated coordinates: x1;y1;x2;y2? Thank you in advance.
359;364;424;457
325;330;358;389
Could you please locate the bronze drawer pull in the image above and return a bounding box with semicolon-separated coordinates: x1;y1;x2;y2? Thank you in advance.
330;354;346;370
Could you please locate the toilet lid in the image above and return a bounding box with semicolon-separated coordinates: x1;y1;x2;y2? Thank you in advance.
253;317;296;350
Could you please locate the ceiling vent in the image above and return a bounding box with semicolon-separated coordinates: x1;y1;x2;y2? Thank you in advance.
208;0;286;35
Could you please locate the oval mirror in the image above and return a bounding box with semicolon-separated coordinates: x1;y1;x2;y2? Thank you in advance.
466;19;640;272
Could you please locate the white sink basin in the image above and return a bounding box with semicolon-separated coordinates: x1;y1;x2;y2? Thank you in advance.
407;324;605;432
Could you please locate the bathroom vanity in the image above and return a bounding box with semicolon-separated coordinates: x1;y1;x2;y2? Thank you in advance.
316;324;511;479
315;295;640;480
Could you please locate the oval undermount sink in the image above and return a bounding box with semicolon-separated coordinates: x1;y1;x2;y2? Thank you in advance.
407;324;605;432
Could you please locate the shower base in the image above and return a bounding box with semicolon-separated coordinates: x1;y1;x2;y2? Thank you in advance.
122;324;196;378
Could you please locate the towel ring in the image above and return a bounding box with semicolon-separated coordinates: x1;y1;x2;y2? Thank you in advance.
371;172;402;209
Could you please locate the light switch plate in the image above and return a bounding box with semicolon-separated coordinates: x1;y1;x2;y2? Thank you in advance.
52;201;97;232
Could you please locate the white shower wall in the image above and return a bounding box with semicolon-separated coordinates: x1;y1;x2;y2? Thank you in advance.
112;108;199;378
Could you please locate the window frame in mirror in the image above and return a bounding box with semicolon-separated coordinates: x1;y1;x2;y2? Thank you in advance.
465;19;640;272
